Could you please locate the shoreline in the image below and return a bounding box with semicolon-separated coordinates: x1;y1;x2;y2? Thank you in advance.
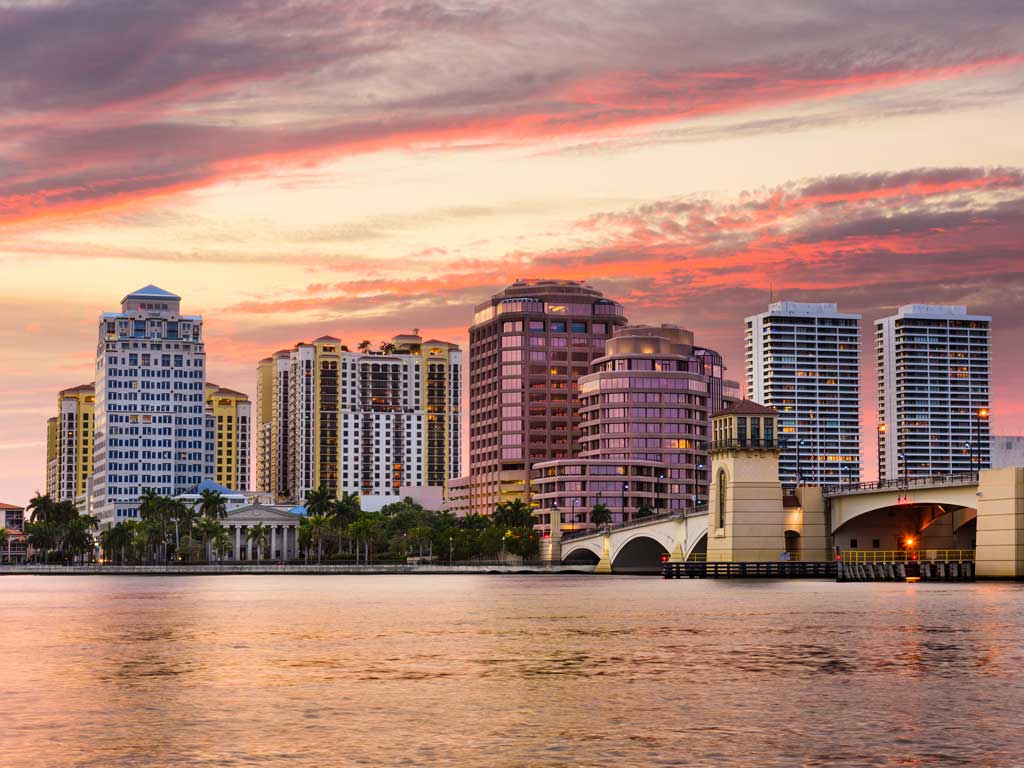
0;564;598;576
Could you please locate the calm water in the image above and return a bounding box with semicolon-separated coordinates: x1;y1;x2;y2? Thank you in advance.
2;576;1024;767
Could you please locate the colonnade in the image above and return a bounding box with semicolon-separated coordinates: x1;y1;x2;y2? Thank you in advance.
224;523;298;561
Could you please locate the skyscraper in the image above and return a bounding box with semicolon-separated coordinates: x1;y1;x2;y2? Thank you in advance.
745;301;861;487
256;333;461;508
90;286;213;525
532;324;739;534
205;383;252;491
876;304;991;480
46;383;96;504
467;279;627;516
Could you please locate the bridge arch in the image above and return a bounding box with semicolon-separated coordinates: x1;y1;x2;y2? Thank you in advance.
832;500;977;553
560;538;603;564
610;534;670;573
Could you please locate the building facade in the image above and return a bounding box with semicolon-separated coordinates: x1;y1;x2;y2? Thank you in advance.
532;325;739;534
0;503;27;563
90;286;213;525
745;301;861;488
45;383;96;504
876;305;992;480
256;333;461;505
205;383;251;491
468;280;628;516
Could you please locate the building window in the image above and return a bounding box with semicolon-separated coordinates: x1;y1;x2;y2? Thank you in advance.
717;468;726;530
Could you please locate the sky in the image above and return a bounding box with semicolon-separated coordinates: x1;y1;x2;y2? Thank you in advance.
2;0;1024;506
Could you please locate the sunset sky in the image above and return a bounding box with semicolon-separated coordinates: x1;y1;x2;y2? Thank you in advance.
3;1;1024;505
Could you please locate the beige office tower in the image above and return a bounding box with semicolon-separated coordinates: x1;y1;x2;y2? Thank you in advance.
256;333;461;507
46;383;96;506
205;383;252;491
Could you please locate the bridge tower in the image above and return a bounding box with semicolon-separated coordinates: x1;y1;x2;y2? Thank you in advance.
707;401;787;562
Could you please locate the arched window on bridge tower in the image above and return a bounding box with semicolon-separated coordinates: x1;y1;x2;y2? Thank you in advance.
717;468;726;530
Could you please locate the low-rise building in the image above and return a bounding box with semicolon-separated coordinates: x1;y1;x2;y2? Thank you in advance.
0;503;28;563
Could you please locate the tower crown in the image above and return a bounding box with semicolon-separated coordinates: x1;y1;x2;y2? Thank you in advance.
711;400;779;454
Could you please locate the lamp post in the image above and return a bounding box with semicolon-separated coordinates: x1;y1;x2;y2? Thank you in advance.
551;499;558;538
572;497;580;530
976;407;989;476
697;463;705;507
796;439;806;486
657;472;664;510
622;482;629;523
964;441;971;477
898;452;907;487
877;423;886;484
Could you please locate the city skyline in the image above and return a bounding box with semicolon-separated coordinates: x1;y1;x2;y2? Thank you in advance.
4;1;1024;505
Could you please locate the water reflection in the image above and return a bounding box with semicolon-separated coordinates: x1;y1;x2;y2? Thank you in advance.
1;576;1023;766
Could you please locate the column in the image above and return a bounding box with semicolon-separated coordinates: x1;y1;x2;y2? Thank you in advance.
234;525;240;562
246;530;253;561
271;526;278;561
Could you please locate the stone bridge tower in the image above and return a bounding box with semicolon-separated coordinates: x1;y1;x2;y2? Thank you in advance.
707;401;787;562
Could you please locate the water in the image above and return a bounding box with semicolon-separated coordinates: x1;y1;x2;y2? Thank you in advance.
2;576;1023;767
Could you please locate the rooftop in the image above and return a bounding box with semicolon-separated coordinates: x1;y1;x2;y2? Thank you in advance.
121;284;181;303
714;399;777;417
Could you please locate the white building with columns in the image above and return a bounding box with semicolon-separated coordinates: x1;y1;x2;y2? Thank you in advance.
221;504;304;561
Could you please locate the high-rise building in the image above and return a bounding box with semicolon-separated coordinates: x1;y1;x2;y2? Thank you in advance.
205;383;251;491
90;286;213;525
876;304;991;480
46;383;96;504
468;279;628;516
256;333;461;507
745;301;861;487
532;325;739;533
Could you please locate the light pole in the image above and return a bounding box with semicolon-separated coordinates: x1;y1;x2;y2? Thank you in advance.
877;423;886;484
898;452;907;487
621;482;629;523
796;439;806;486
964;441;971;477
697;463;705;508
572;497;580;530
551;500;558;539
976;407;989;476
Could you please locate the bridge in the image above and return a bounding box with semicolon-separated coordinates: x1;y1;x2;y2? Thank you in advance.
543;467;1024;578
556;510;709;573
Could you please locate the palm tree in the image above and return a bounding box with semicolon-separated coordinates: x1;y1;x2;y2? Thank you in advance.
332;492;360;554
0;528;9;564
27;493;55;523
194;517;223;561
590;503;612;528
306;514;331;563
409;525;432;560
100;523;133;564
305;485;333;518
635;502;655;519
246;523;269;563
25;520;59;563
347;516;378;564
63;514;98;563
211;528;233;562
493;498;533;529
197;489;227;520
164;498;192;554
357;339;371;353
379;341;396;354
297;518;314;564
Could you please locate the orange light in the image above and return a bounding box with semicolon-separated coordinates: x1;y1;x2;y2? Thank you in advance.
905;536;915;547
978;408;990;419
878;423;886;434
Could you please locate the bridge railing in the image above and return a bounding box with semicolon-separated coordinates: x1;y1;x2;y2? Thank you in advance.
823;472;978;496
840;549;975;563
560;506;708;542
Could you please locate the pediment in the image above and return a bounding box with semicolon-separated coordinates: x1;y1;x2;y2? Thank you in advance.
223;504;300;524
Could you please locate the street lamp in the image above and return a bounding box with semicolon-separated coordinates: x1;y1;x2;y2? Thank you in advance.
964;440;971;477
622;482;629;523
898;451;907;486
797;439;806;486
572;497;580;530
976;407;989;475
877;423;887;484
551;499;559;538
657;472;664;510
